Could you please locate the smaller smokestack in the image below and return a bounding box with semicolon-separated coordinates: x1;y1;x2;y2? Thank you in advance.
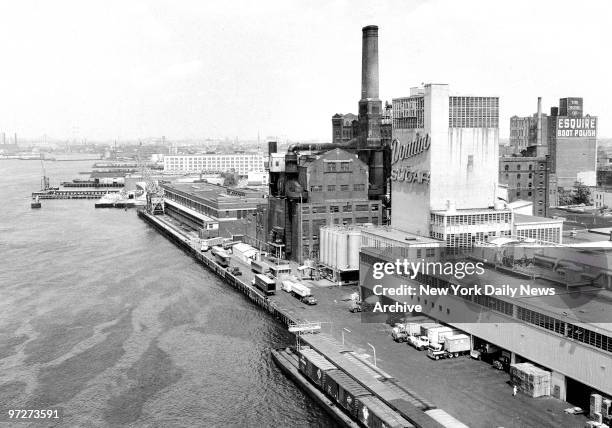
14;133;17;146
536;97;542;146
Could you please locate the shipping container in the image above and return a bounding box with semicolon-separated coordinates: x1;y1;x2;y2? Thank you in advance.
356;395;415;428
444;334;471;354
427;326;453;345
389;399;445;428
424;409;470;428
419;323;442;337
510;363;551;398
298;348;337;389
325;368;372;418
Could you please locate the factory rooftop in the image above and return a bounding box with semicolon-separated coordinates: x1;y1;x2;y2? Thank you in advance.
162;182;265;202
361;245;612;331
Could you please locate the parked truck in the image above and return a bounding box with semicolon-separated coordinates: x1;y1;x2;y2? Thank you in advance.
200;236;224;252
427;334;471;360
427;326;462;346
289;282;311;299
408;335;430;351
391;323;421;343
281;280;294;293
407;322;440;350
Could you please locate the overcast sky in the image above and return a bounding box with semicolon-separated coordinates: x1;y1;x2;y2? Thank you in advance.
1;0;611;142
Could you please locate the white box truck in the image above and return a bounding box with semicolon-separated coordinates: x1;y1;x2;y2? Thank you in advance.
427;326;452;345
290;282;311;298
201;236;224;252
392;322;422;343
428;327;462;345
427;334;471;360
408;322;439;350
281;280;292;293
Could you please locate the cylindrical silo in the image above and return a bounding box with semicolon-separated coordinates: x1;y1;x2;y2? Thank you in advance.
330;228;338;269
348;230;361;270
336;230;348;269
320;227;328;266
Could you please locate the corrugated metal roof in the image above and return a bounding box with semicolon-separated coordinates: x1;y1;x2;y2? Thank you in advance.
358;395;415;428
299;348;337;372
326;369;371;397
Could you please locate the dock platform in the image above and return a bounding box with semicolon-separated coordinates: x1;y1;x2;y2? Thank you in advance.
32;188;121;199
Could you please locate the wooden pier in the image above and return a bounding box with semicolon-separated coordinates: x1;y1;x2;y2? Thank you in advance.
137;209;301;328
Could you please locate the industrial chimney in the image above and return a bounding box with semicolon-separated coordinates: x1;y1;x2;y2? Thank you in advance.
358;25;382;149
361;25;379;101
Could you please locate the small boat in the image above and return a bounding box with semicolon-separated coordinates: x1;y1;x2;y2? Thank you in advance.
31;196;41;209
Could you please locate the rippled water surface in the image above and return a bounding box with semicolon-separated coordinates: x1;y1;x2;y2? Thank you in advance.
0;160;334;427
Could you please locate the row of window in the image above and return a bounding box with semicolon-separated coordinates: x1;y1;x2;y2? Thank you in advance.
515;227;561;244
325;161;352;173
432;212;512;226
449;97;499;128
310;184;365;192
302;204;378;214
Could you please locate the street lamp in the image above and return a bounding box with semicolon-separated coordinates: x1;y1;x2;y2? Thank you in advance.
342;328;351;345
367;342;377;367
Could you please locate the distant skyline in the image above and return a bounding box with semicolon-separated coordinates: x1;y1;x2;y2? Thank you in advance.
1;0;611;141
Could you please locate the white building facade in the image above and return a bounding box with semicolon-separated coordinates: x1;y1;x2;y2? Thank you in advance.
164;152;266;175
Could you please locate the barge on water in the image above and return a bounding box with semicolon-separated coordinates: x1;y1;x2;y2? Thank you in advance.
32;188;121;200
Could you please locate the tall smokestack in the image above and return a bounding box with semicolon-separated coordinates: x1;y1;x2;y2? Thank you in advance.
361;25;379;101
358;25;382;149
536;97;542;146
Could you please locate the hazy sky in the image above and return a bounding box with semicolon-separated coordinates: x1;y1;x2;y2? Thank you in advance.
1;0;611;141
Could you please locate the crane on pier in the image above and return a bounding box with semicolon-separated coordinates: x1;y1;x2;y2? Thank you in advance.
136;151;165;215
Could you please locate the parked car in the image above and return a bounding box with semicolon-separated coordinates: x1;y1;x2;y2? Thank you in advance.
301;296;317;305
349;301;362;313
227;266;242;276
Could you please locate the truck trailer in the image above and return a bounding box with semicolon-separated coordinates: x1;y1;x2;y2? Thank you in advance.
290;282;311;298
201;237;224;252
427;326;462;346
427;334;471;360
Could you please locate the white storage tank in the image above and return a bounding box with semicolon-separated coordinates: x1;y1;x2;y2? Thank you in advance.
336;231;348;269
330;228;338;269
347;230;361;270
320;227;328;266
